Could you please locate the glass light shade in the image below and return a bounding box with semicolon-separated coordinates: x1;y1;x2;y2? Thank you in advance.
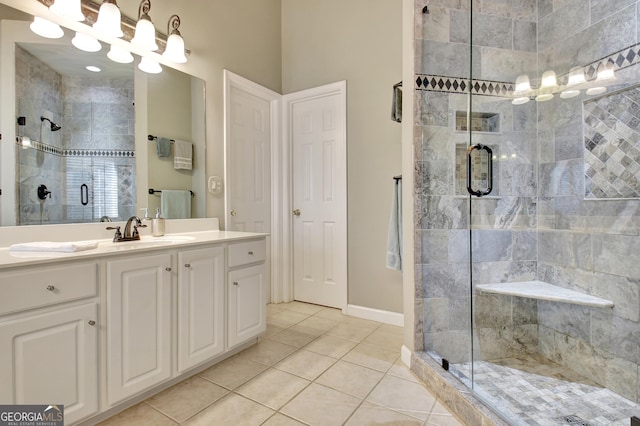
535;93;554;102
132;18;158;51
512;97;530;105
567;67;586;86
50;0;84;21
540;70;558;89
596;63;615;81
162;33;187;63
30;17;64;39
560;90;580;99
93;2;123;38
514;75;531;94
72;32;102;52
19;136;32;149
107;44;133;63
586;87;607;96
138;57;162;74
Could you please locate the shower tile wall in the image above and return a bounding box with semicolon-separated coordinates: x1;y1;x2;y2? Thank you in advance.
16;46;64;225
416;0;640;405
415;0;539;365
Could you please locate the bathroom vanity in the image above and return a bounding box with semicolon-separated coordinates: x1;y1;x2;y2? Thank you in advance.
0;221;267;425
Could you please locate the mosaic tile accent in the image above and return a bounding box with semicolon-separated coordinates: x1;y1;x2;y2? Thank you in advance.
583;85;640;199
415;74;514;97
451;356;640;426
15;138;63;156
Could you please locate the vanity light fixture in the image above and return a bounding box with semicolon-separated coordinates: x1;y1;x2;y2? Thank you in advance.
30;16;64;39
535;70;557;102
93;0;123;38
107;44;133;63
49;0;84;21
512;74;532;105
131;0;158;51
72;31;102;52
560;66;586;99
162;15;187;63
586;62;615;96
138;56;162;74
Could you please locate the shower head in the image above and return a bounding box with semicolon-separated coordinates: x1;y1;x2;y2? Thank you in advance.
40;116;61;132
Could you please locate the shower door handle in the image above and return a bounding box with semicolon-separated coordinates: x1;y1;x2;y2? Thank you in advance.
80;184;89;206
466;144;493;197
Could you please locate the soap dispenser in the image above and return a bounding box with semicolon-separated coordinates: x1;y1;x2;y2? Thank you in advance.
152;208;165;237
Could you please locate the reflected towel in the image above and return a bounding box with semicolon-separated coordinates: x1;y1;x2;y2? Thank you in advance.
9;240;98;253
161;190;192;219
386;179;402;270
391;83;402;123
174;140;193;170
157;137;171;157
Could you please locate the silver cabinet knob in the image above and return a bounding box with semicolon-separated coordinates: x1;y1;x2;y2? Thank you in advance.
88;320;96;327
184;263;191;268
230;210;237;217
46;285;55;291
233;282;239;286
293;209;301;216
165;267;172;272
248;251;254;255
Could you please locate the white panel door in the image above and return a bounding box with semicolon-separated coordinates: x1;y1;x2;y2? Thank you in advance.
288;82;347;309
106;254;172;405
177;246;225;372
0;303;98;424
226;82;272;233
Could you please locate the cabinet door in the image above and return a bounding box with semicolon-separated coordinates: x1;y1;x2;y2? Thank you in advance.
227;264;266;349
177;246;225;372
0;303;98;424
106;253;172;405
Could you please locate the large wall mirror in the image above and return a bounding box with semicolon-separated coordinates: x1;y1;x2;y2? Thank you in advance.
0;2;206;226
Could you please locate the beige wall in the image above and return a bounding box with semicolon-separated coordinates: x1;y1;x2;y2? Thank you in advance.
282;0;404;313
119;0;282;228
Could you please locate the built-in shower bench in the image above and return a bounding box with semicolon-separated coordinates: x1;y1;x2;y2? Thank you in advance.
476;281;614;308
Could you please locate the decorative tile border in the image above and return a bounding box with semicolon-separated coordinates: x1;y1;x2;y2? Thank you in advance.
15;138;134;158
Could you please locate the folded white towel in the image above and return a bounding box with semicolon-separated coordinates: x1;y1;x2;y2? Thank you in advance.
174;140;193;170
9;240;99;253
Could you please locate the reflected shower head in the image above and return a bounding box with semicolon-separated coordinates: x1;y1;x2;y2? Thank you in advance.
40;116;61;131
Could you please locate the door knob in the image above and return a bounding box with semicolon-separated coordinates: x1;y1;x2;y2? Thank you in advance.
88;320;96;327
293;209;301;216
230;210;237;216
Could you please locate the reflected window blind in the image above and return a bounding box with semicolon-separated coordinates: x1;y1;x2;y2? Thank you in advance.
64;158;119;221
92;159;119;219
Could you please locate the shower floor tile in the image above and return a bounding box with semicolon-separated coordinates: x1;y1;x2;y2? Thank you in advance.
452;355;640;425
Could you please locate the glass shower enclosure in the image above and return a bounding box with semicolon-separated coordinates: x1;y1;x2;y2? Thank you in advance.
417;1;640;424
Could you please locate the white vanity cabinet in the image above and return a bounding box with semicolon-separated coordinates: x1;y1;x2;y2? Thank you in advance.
227;239;267;349
105;253;173;406
0;262;99;425
177;246;225;372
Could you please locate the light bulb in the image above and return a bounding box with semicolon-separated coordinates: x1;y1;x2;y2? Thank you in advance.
50;0;85;21
30;17;64;39
514;75;531;94
107;44;133;63
540;70;557;89
567;67;586;86
132;18;158;51
72;32;102;52
93;1;123;38
163;33;187;63
138;57;162;74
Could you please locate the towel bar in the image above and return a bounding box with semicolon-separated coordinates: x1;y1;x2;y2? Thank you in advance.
148;188;194;196
148;134;175;143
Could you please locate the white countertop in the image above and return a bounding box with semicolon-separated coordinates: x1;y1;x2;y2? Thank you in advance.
477;281;614;308
0;230;267;269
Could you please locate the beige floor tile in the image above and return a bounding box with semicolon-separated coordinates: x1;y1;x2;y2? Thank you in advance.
345;401;423;425
283;301;325;315
268;325;321;348
262;413;307;426
145;376;227;423
199;355;268;389
342;316;383;328
312;307;346;322
342;342;399;372
97;403;176;426
304;334;358;359
183;393;274;426
326;321;378;342
427;413;464;426
280;383;361;426
387;359;419;383
237;368;309;410
269;310;310;326
267;303;287;317
363;326;404;351
297;315;339;332
236;339;298;366
264;322;287;338
430;400;458;417
275;349;336;380
366;374;437;421
315;360;384;399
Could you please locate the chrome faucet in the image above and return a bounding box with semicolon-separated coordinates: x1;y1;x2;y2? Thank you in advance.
100;215;112;222
106;216;147;242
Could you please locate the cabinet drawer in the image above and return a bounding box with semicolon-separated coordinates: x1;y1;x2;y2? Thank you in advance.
228;240;266;268
0;263;98;315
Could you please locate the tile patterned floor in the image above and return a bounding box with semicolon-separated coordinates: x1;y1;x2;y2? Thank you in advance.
98;302;462;426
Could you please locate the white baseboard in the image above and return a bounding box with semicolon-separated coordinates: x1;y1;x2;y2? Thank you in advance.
346;304;404;327
401;345;412;367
